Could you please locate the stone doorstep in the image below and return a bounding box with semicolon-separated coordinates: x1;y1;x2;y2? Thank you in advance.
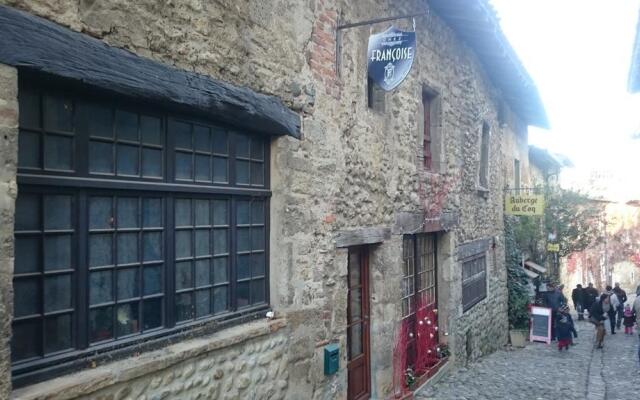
411;359;453;398
11;318;288;400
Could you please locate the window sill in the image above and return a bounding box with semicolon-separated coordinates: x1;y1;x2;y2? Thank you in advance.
12;318;287;400
476;187;489;198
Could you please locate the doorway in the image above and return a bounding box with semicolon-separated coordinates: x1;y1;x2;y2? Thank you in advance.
347;246;370;400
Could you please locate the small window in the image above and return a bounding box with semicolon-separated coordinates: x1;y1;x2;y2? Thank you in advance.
462;255;486;311
423;93;433;170
478;123;491;189
514;159;521;191
367;77;385;112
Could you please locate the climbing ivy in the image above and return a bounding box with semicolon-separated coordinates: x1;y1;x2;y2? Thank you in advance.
505;215;532;329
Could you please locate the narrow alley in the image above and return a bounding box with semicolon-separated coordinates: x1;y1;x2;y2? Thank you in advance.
417;305;639;400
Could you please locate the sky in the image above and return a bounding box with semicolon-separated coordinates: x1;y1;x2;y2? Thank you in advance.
491;0;640;201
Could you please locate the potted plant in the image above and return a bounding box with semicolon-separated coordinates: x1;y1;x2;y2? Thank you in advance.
506;217;532;347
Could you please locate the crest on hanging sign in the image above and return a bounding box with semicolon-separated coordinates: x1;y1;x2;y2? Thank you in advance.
367;26;416;91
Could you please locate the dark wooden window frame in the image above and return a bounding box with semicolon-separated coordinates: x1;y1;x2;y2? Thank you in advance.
461;253;487;312
422;92;433;171
11;75;271;385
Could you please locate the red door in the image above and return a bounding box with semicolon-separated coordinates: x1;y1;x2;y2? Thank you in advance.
347;247;370;400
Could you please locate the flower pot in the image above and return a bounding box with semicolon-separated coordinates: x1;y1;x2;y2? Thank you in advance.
509;329;528;347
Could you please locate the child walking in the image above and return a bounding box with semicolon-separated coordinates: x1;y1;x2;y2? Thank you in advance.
622;304;635;335
556;305;577;351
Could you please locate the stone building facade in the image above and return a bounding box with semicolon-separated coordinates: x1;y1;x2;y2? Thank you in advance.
0;0;547;399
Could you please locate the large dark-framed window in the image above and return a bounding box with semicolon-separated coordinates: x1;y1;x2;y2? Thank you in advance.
12;75;271;380
461;254;487;312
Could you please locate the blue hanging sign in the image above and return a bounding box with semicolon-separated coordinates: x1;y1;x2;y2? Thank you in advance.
367;26;416;91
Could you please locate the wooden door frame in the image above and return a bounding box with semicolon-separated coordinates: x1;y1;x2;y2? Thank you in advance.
347;246;371;400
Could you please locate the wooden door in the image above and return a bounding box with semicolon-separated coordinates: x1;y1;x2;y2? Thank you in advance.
347;247;370;400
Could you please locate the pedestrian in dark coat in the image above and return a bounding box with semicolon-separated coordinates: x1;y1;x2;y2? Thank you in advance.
623;304;635;335
556;305;577;351
583;283;598;317
613;282;627;329
572;284;584;320
589;294;609;349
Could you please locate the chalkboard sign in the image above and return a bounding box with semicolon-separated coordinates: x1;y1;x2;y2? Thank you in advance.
530;306;552;344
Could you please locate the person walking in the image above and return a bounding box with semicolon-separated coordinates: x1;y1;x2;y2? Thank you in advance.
613;282;627;329
556;305;578;351
589;293;609;349
605;285;619;334
583;283;598;317
572;284;585;320
634;286;640;364
622;304;635;335
545;283;563;340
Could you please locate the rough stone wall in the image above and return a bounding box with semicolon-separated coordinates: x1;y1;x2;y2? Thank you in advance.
1;0;525;398
0;63;18;399
81;331;290;400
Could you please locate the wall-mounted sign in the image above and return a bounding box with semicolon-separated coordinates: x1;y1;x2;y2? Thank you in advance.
505;194;545;216
547;243;560;253
367;26;416;91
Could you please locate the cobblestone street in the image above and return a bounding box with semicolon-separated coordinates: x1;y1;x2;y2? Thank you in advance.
417;312;640;400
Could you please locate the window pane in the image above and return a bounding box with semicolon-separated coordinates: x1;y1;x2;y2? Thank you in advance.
90;307;113;343
236;133;250;158
11;319;41;362
175;261;192;290
143;265;162;296
44;195;72;230
213;286;228;314
90;270;113;305
213;257;228;284
18;130;40;169
193;125;210;152
44;314;72;354
252;253;265;277
251;162;264;186
117;197;138;229
143;232;162;262
236;160;250;185
115;110;138;141
212;128;227;154
237;228;250;252
89;234;113;267
195;200;210;226
237;254;251;280
143;198;162;228
44;235;72;271
14;278;39;317
195;154;211;182
213;200;228;226
195;230;210;257
195;289;211;318
252;227;265;251
140;115;161;145
43;94;73;132
212;156;227;183
89;141;114;174
237;201;250;225
143;298;162;330
213;229;228;255
117;144;139;176
44;274;71;312
117;232;138;264
16;194;39;231
175;293;193;322
44;134;73;171
237;281;250;308
15;236;40;274
173;121;192;149
175;230;192;259
117;268;139;300
251;139;264;160
251;279;266;304
175;151;192;180
78;103;112;139
19;89;40;130
195;259;210;286
175;199;191;227
252;201;264;225
90;197;113;230
349;324;363;358
142;148;162;178
116;302;140;337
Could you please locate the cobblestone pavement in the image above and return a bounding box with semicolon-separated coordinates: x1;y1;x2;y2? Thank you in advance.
416;308;640;400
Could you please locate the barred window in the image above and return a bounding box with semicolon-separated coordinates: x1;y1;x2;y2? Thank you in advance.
12;78;270;377
462;255;487;311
